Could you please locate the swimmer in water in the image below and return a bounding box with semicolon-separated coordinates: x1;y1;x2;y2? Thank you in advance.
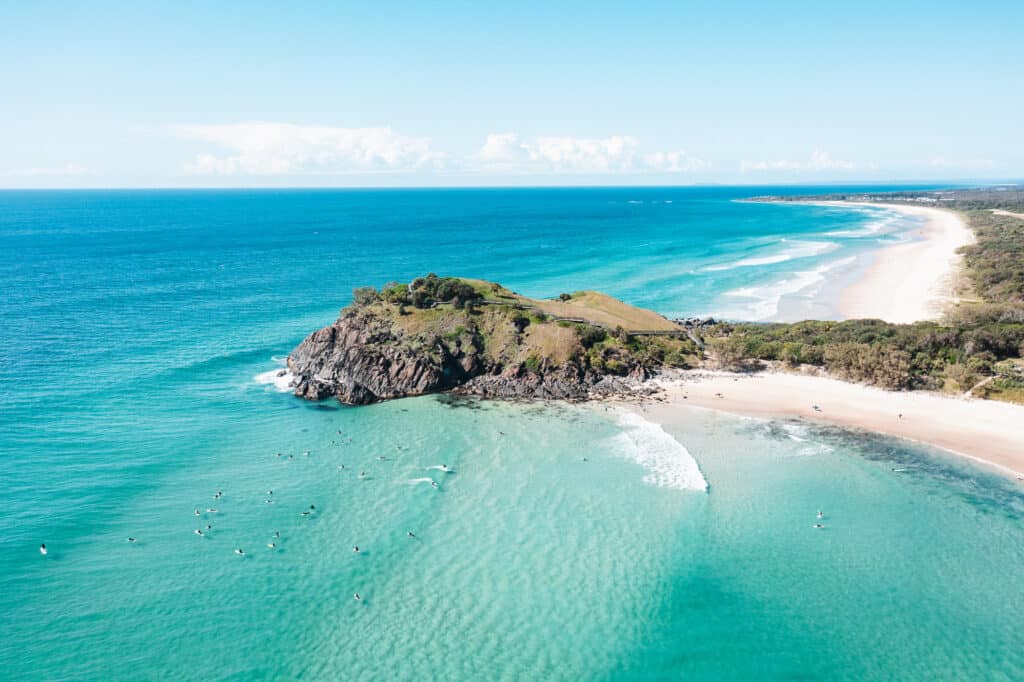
194;529;204;537
407;531;416;538
206;524;212;530
377;456;386;461
303;451;310;457
265;499;274;504
40;544;47;556
266;543;276;549
353;546;360;553
127;537;137;543
817;511;823;519
274;531;280;538
431;480;439;489
353;593;361;601
234;548;244;556
194;509;200;516
359;471;366;478
301;511;311;517
267;490;273;495
814;524;824;529
207;508;218;513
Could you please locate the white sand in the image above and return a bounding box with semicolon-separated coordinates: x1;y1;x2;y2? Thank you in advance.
650;371;1024;479
827;202;975;323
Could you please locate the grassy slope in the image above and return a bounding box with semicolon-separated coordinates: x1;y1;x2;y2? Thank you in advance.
356;276;700;377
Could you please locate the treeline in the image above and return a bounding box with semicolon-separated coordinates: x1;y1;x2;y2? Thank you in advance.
352;273;484;310
710;188;1024;394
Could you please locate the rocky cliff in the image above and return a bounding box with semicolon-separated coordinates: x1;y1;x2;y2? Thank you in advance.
287;275;700;405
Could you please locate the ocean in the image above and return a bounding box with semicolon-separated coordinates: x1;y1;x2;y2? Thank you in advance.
2;187;1022;680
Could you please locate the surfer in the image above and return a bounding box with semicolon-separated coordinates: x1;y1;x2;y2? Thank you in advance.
39;543;47;556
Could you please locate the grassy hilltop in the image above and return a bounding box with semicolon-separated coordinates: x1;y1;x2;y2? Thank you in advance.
288;274;701;404
352;274;699;377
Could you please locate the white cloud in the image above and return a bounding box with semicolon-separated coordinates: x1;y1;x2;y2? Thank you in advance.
5;163;90;177
173;123;708;177
476;133;707;174
740;150;869;173
176;122;444;175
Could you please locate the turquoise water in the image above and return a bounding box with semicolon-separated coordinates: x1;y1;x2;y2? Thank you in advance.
3;187;1023;680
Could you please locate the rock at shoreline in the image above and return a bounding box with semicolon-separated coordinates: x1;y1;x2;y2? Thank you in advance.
287;275;699;405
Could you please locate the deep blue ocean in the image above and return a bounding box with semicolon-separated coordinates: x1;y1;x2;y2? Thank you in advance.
2;186;1023;680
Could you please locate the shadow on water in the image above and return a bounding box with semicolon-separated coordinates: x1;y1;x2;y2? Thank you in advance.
748;418;1024;521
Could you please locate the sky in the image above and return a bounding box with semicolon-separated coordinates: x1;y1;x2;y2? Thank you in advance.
2;0;1022;188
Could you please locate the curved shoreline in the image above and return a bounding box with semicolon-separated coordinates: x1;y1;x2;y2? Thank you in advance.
826;201;975;323
641;371;1024;480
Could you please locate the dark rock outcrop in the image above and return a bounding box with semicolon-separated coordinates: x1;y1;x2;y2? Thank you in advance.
288;305;641;405
289;308;473;404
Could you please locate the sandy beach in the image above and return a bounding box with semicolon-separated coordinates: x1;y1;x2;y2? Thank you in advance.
643;371;1024;479
825;202;975;323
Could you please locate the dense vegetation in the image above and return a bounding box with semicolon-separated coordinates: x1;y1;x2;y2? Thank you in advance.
707;188;1024;399
345;275;701;381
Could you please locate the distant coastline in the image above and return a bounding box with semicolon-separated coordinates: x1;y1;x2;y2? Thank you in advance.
768;200;974;324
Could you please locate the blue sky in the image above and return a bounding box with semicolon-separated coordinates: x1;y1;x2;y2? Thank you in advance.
2;0;1022;187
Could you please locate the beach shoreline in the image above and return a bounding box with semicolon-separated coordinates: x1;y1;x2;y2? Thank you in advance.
820;201;975;323
633;371;1024;480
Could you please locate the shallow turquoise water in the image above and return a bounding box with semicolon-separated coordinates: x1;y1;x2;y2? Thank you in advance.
3;186;1022;680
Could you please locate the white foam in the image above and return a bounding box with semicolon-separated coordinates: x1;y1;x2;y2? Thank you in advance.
717;256;857;320
405;477;435;485
607;409;708;492
254;358;295;393
825;212;905;237
703;240;838;272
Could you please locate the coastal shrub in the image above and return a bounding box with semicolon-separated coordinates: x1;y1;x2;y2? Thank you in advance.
822;343;912;389
708;337;749;370
352;286;381;306
575;325;607;348
382;282;410;304
523;355;542;373
408;274;483;309
558;293;572;302
604;358;627;375
943;363;978;392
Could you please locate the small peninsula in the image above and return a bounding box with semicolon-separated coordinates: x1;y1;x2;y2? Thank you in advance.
288;274;702;404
